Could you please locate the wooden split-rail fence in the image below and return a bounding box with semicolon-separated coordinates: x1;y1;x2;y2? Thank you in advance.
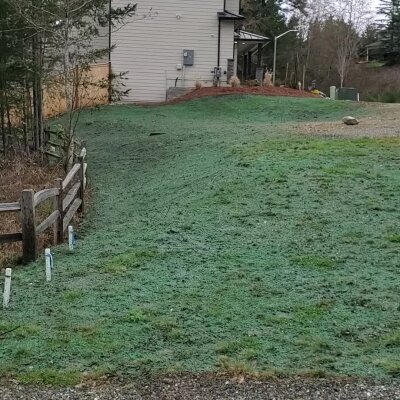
0;147;88;263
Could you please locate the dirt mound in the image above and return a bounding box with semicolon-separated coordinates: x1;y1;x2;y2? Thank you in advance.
169;86;316;104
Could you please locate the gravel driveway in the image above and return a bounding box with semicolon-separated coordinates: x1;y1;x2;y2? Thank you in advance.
1;376;400;400
286;103;400;138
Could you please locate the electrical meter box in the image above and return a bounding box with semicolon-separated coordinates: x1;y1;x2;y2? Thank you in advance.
183;49;194;66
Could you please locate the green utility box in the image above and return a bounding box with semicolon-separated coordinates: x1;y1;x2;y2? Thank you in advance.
336;87;358;101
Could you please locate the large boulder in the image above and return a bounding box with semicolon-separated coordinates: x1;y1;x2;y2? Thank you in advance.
343;116;359;126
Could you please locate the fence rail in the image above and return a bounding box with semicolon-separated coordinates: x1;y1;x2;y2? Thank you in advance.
34;188;60;207
0;233;23;244
0;147;88;263
0;203;21;213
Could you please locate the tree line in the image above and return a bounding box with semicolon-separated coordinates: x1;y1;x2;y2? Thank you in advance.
240;0;400;91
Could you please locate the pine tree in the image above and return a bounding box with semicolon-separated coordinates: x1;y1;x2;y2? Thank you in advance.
7;0;136;164
240;0;286;37
379;0;400;64
0;0;34;154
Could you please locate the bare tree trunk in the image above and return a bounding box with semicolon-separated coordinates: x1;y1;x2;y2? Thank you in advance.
0;27;5;156
0;90;6;156
5;91;12;149
64;43;75;170
32;32;45;153
32;34;39;152
62;7;77;171
22;82;29;153
25;82;33;154
38;34;44;151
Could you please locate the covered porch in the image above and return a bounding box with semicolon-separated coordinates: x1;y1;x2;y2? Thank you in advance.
235;30;270;82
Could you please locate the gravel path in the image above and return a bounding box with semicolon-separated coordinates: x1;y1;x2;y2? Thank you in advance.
1;376;400;400
287;103;400;138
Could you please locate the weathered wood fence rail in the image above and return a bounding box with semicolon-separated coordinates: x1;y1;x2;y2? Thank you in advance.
0;147;87;263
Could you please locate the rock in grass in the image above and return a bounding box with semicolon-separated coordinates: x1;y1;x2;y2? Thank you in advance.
343;116;359;126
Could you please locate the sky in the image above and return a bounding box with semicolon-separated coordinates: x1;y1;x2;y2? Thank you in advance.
371;0;380;12
370;0;381;21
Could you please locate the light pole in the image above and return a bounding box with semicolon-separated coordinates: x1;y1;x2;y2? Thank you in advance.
273;29;298;86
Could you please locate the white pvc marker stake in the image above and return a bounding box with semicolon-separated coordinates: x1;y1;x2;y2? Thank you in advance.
68;225;74;251
83;162;88;189
45;248;53;282
3;268;12;309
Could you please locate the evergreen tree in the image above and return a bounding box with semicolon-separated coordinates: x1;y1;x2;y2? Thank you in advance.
1;0;136;161
240;0;286;37
0;0;35;153
240;0;306;84
379;0;400;64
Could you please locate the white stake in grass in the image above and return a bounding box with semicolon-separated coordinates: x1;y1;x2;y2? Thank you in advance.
3;268;12;309
83;162;88;189
68;225;75;251
45;248;53;282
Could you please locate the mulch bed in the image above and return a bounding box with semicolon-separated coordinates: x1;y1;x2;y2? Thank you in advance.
169;86;316;104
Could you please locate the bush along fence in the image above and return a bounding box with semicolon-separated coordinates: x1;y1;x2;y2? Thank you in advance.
0;147;88;263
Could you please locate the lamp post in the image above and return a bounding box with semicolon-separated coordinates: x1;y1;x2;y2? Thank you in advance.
273;29;298;86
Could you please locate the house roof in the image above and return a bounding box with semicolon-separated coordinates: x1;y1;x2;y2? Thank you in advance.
218;11;245;20
235;30;270;42
366;40;384;49
236;31;270;56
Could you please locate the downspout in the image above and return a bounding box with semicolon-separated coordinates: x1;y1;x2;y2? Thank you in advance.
108;0;112;103
218;0;225;68
217;19;221;68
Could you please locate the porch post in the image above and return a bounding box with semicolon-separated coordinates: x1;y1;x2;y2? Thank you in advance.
257;43;262;67
247;51;252;78
243;54;247;81
234;43;238;77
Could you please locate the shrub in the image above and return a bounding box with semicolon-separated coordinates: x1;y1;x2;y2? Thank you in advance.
229;76;241;88
263;70;273;87
367;91;400;103
348;64;400;102
195;80;203;90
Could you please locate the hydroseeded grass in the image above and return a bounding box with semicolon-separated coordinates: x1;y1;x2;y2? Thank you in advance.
0;96;399;384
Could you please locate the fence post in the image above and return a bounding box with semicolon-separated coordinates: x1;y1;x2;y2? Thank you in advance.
53;186;59;245
21;189;37;263
55;178;64;243
78;154;85;214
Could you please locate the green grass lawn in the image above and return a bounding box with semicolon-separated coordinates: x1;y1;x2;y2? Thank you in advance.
1;96;399;384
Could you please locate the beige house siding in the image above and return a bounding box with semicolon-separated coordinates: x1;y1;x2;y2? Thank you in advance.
43;64;110;119
91;24;110;64
111;0;235;102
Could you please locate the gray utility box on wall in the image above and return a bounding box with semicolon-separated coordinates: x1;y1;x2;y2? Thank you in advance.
183;49;194;66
